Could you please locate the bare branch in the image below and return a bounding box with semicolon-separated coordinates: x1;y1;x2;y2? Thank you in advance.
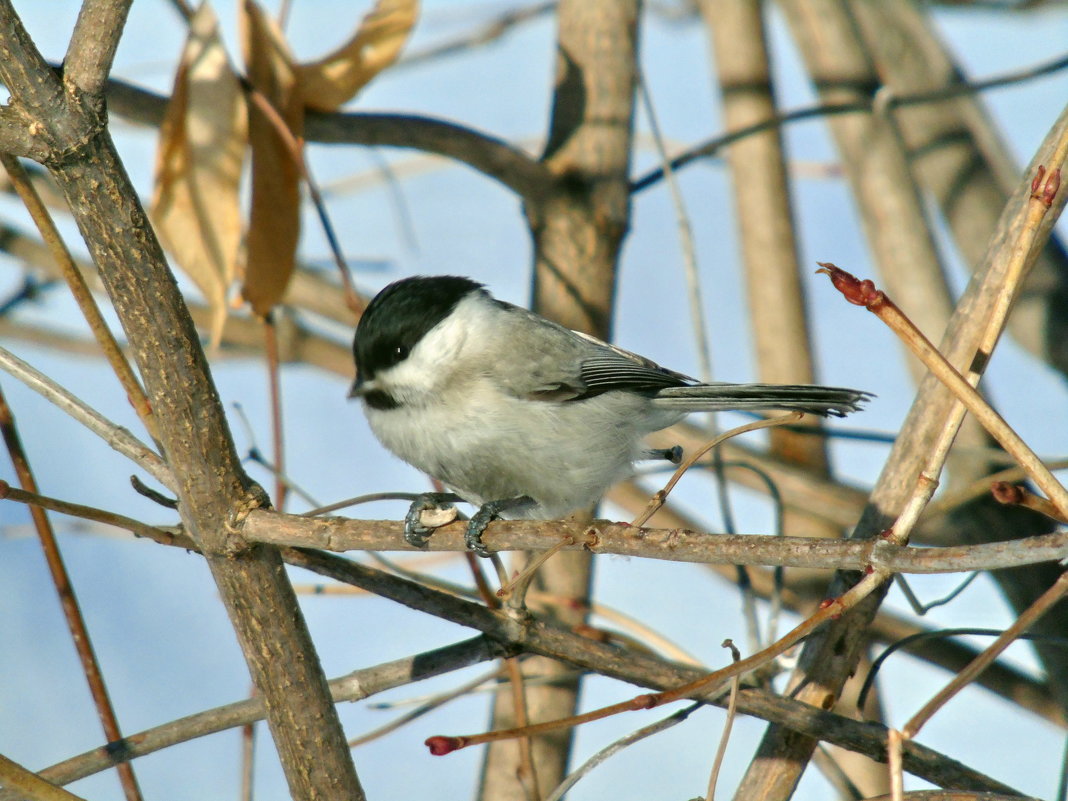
101;77;552;202
277;548;1026;796
12;638;501;794
0;344;172;489
64;0;133;97
243;508;1068;574
0;2;366;796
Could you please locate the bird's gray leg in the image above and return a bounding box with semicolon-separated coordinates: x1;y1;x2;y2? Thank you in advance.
404;492;462;548
641;445;683;464
466;496;537;558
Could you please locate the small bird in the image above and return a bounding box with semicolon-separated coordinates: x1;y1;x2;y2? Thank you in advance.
349;275;869;556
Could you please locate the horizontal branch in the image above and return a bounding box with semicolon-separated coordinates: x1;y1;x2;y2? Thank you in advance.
102;78;551;203
244;508;1068;574
632;48;1068;192
279;547;1020;795
15;637;501;794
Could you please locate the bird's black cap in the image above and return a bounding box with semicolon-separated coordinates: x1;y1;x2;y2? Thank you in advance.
351;275;483;387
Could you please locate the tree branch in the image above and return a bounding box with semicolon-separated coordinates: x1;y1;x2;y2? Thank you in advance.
243;508;1068;574
64;0;132;97
0;3;365;798
100;77;552;203
4;638;503;796
279;547;1025;796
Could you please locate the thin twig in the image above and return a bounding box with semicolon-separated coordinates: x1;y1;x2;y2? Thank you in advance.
348;665;506;748
705;640;741;801
636;67;711;381
632;50;1068;192
712;448;763;655
262;314;287;509
819;259;1068;520
0;153;157;441
0;481;174;543
0;344;173;489
543;703;702;801
889;729;905;801
0;386;144;801
857;627;1068;715
505;656;541;801
903;570;1068;738
631;413;803;527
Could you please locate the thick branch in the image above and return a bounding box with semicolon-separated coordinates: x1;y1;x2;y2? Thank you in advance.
0;4;364;798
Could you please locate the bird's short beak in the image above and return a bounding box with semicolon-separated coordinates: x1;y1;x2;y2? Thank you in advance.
348;377;370;400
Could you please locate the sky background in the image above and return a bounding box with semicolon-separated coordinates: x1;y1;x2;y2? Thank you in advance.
1;2;1067;800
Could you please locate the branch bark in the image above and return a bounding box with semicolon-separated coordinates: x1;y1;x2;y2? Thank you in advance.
477;2;642;795
0;3;364;798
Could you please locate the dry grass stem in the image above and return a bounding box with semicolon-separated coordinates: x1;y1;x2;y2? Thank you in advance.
705;639;742;801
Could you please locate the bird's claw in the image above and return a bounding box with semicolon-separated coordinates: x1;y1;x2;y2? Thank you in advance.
404;492;459;548
465;496;537;558
464;505;500;559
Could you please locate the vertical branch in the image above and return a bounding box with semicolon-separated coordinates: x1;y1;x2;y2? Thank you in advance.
778;0;955;365
850;0;1068;709
702;0;827;472
732;4;1063;800
705;8;887;792
0;3;365;798
480;2;641;798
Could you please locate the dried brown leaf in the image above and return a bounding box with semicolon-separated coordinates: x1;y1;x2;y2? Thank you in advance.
240;0;304;317
150;3;247;347
297;0;418;113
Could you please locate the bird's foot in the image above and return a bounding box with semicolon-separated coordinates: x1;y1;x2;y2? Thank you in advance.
466;496;537;558
642;445;683;464
404;492;461;548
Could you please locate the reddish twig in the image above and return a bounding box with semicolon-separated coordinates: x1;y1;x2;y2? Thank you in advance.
0;386;144;801
990;481;1068;524
0;153;157;442
631;413;802;527
262;314;287;510
817;260;1068;521
424;571;887;756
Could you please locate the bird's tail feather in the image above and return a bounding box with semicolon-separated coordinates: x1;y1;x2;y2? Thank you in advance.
652;384;871;418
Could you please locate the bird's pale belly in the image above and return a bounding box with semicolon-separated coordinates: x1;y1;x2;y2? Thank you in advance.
365;391;666;518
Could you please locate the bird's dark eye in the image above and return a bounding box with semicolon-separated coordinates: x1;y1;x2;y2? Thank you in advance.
394;344;409;361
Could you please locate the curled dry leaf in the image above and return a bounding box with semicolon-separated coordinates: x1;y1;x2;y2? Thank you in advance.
297;0;419;113
240;0;304;318
150;3;247;348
